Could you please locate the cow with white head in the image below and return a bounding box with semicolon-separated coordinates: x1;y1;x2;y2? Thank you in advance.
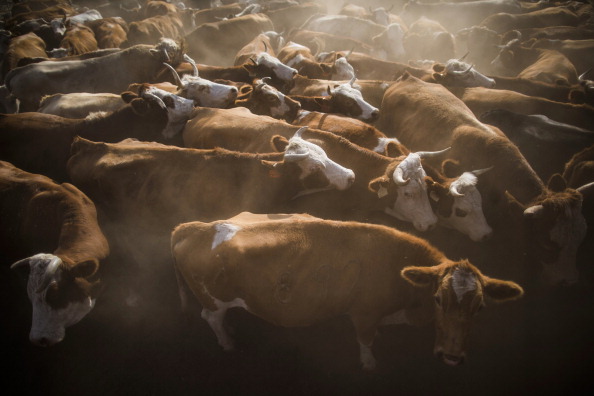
163;55;239;108
327;76;379;123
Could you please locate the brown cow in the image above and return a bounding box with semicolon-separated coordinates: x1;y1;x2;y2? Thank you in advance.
123;12;185;46
1;161;109;346
234;78;301;122
0;90;170;182
563;144;594;188
491;38;578;86
403;16;456;62
59;23;99;56
171;213;523;369
0;32;47;80
479;6;580;34
85;17;129;49
185;13;275;66
378;73;587;285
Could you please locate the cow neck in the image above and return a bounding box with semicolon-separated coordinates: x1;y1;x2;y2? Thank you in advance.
50;186;109;266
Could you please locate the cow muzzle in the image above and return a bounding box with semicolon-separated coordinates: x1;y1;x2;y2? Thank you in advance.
435;349;466;366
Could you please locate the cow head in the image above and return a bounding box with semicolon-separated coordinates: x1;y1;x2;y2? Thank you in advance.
164;55;238;108
244;52;298;87
401;260;523;366
428;168;494;242
272;127;355;195
369;150;449;231
11;254;100;346
326;77;379;122
522;175;587;286
490;37;521;75
432;58;496;88
150;38;184;66
248;77;301;122
331;56;356;81
139;85;195;139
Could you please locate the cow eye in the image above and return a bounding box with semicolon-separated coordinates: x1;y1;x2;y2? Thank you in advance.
455;208;468;217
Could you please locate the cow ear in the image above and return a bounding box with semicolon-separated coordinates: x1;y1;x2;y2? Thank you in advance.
568;89;585;104
385;141;406;158
271;135;289;152
401;266;438;287
442;159;462;178
71;260;99;278
243;63;257;77
432;63;445;73
483;277;524;302
326;85;332;95
130;98;150;114
121;91;139;103
368;176;389;194
547;173;567;192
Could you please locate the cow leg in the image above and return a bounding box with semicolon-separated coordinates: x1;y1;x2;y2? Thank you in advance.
350;314;380;370
201;298;247;351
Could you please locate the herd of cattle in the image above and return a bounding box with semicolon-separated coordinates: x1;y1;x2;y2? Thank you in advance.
1;0;594;376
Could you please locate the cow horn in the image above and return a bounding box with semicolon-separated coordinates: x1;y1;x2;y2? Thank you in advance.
249;57;258;65
36;256;62;293
524;204;544;218
263;41;268;53
163;62;184;88
450;182;465;197
393;166;410;186
162;46;170;62
293;126;307;138
183;54;199;77
349;75;357;86
458;51;470;61
471;166;493;176
579;68;592;81
416;147;451;158
10;257;31;271
284;150;310;162
345;47;354;59
451;64;474;75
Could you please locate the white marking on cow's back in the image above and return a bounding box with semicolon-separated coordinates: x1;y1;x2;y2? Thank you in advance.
452;269;477;303
212;223;241;250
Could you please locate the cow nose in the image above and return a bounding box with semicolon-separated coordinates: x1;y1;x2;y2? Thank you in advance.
347;174;355;186
478;230;493;242
229;87;238;98
370;109;379;120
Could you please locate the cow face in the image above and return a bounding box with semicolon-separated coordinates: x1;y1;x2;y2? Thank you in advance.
401;260;523;366
429;170;493;242
252;79;301;121
490;39;520;75
249;52;298;83
327;79;379;122
331;57;356;81
283;127;355;191
371;153;438;231
181;76;238;108
11;254;99;347
142;86;195;139
523;182;587;286
432;60;495;88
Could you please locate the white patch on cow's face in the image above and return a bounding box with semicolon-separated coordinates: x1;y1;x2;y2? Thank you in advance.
451;268;478;303
542;201;587;285
24;254;95;346
259;84;292;118
180;76;238;108
384;153;437;231
440;172;493;242
256;52;298;82
145;86;194;138
330;83;379;122
332;57;355;81
212;223;241;250
285;135;355;190
444;60;495;88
